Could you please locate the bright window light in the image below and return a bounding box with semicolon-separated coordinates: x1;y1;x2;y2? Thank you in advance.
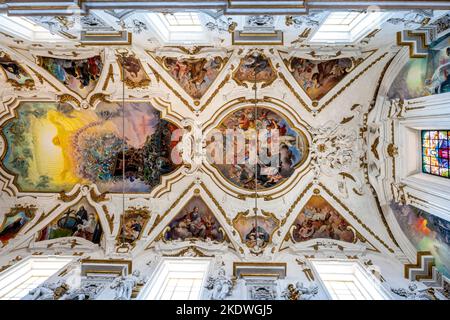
311;260;391;300
145;11;208;44
139;259;210;300
0;256;74;300
0;14;64;41
310;11;389;43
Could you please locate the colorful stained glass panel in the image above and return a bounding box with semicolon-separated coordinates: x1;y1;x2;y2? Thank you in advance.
422;130;449;179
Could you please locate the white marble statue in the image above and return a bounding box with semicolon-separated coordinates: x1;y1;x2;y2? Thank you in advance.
204;267;234;300
391;282;435;300
23;280;68;300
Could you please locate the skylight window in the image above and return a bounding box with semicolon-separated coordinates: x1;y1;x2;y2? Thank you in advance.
139;259;210;300
0;14;64;42
310;11;389;43
310;260;391;300
0;256;74;300
145;11;207;44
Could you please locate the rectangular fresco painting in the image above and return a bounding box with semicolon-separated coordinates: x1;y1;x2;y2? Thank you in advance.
387;34;450;100
117;208;150;246
390;201;450;278
422;130;449;178
1;101;180;193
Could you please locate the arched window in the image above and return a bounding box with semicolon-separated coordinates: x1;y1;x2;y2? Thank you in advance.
139;258;211;300
422;130;449;178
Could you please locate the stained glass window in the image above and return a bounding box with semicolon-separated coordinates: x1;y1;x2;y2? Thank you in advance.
422;130;450;178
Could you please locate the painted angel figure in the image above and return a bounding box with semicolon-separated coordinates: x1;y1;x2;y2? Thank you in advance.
204;267;234;300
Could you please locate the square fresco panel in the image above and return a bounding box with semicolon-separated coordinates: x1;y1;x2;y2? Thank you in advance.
233;52;277;87
117;208;150;246
233;211;279;249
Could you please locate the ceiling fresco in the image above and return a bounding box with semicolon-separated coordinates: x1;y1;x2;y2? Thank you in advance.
116;207;151;248
233;209;280;251
390;201;450;278
232;52;277;88
0;6;448;294
163;196;227;243
0;52;34;90
36;197;103;245
0;204;36;245
290;195;356;244
116;51;151;89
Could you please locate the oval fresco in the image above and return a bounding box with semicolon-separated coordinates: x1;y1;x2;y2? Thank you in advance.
209;107;309;191
0;101;181;193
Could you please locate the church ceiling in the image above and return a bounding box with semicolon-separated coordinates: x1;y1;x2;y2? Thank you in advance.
0;5;448;266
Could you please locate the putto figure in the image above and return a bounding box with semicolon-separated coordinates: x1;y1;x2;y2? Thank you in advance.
282;282;318;300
